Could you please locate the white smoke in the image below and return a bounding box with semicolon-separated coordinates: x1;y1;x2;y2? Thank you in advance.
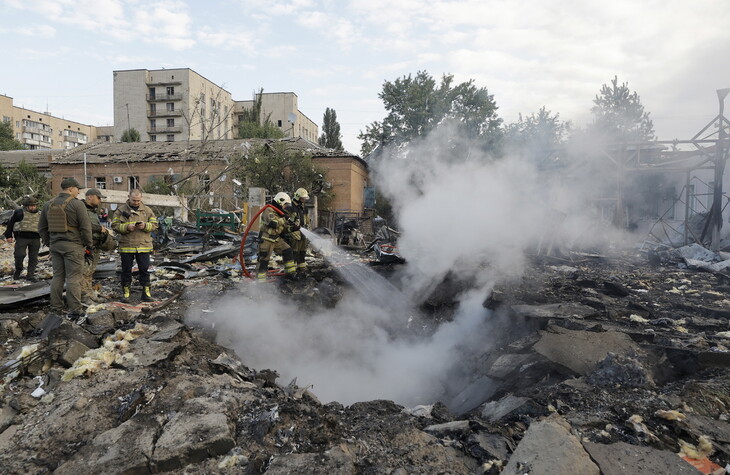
190;122;626;409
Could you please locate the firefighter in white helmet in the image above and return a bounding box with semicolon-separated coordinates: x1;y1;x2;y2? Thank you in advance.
284;187;311;276
256;192;297;282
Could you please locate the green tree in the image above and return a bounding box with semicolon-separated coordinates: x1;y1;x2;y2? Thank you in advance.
0;160;50;203
120;127;141;142
236;142;329;204
238;88;286;139
0;121;23;150
318;108;343;150
504;107;570;165
589;76;655;143
358;71;501;156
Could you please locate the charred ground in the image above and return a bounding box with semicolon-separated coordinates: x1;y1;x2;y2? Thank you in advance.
0;244;729;474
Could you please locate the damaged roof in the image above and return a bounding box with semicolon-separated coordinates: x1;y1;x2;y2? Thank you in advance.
52;137;363;165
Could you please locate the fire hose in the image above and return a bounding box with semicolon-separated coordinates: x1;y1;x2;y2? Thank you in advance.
238;204;284;279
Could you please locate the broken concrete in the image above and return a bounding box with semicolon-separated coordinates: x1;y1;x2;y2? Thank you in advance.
583;441;701;475
502;416;600;475
511;302;598;320
266;447;356;475
533;325;641;375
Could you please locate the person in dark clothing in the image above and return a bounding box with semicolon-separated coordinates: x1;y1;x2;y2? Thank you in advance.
4;196;42;281
38;178;93;319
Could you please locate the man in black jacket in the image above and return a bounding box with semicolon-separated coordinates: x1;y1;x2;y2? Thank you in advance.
4;196;41;281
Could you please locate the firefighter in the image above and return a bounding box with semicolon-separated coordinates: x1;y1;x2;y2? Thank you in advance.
284;187;310;276
112;189;158;302
4;196;42;281
38;178;93;319
256;192;297;282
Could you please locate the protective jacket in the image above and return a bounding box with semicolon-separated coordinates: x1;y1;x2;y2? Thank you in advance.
286;199;309;241
83;200;105;247
38;193;93;247
112;201;158;253
260;205;287;243
5;207;41;239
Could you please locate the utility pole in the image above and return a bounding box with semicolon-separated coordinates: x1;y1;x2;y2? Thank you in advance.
126;103;131;132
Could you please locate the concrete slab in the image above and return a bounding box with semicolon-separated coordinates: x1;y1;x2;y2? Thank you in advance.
533;326;640;375
502;416;599;475
583;441;701;475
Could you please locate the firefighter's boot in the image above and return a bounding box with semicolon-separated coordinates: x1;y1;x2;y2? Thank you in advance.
121;285;131;303
141;286;154;302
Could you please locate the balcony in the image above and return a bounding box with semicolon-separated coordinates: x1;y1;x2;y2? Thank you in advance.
146;80;182;86
148;109;183;118
22;124;52;136
146;94;182;102
147;126;182;134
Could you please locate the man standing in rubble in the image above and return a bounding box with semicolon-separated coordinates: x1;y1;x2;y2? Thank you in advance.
4;196;42;282
256;192;297;282
284;187;310;276
81;188;110;304
112;189;158;302
38;178;93;319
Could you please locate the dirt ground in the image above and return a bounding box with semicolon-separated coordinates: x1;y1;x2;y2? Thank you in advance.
0;240;729;474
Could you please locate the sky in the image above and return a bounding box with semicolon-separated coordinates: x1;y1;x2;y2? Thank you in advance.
2;0;730;155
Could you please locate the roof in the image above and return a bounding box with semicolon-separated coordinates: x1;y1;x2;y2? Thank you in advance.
52;138;366;167
0;149;57;169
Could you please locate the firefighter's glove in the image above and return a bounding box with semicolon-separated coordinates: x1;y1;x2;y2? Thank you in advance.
84;247;94;264
266;220;278;229
288;222;300;232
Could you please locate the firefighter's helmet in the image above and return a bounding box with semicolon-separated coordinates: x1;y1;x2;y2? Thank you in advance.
273;192;292;207
294;188;309;202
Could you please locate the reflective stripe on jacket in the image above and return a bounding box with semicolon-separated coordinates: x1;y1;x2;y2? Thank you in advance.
112;201;158;253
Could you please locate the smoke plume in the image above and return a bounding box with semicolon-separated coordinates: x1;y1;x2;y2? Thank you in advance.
189;122;624;409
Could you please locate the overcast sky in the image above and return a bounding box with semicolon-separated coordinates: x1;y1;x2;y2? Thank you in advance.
2;0;730;154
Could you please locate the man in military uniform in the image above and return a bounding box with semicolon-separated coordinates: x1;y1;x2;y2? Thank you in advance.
4;196;42;282
38;178;93;319
112;189;158;302
256;192;297;282
81;188;110;304
284;188;311;276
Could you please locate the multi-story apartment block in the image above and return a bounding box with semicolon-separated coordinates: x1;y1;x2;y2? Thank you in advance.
0;94;97;150
114;68;235;143
233;92;318;143
114;68;318;143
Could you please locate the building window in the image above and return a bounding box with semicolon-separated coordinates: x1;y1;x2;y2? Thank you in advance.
278;120;282;127
150;103;156;115
151;135;157;142
149;87;155;99
129;176;140;190
95;177;106;189
167;118;175;128
150;119;156;130
166;103;174;112
2;116;9;123
166;86;174;96
166;135;174;142
201;174;211;193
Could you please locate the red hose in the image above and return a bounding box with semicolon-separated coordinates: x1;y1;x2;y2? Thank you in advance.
239;204;284;279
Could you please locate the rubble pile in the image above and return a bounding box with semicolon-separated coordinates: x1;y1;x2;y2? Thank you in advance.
0;240;729;474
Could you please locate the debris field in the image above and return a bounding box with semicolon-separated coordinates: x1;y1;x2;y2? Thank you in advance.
0;236;729;475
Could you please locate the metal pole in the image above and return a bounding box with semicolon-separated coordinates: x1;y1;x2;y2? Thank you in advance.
83;153;88;188
711;89;730;250
685;172;691;245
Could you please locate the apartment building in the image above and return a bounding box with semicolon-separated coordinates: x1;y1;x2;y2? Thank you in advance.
0;94;97;150
114;68;235;143
234;92;318;142
114;68;318;143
